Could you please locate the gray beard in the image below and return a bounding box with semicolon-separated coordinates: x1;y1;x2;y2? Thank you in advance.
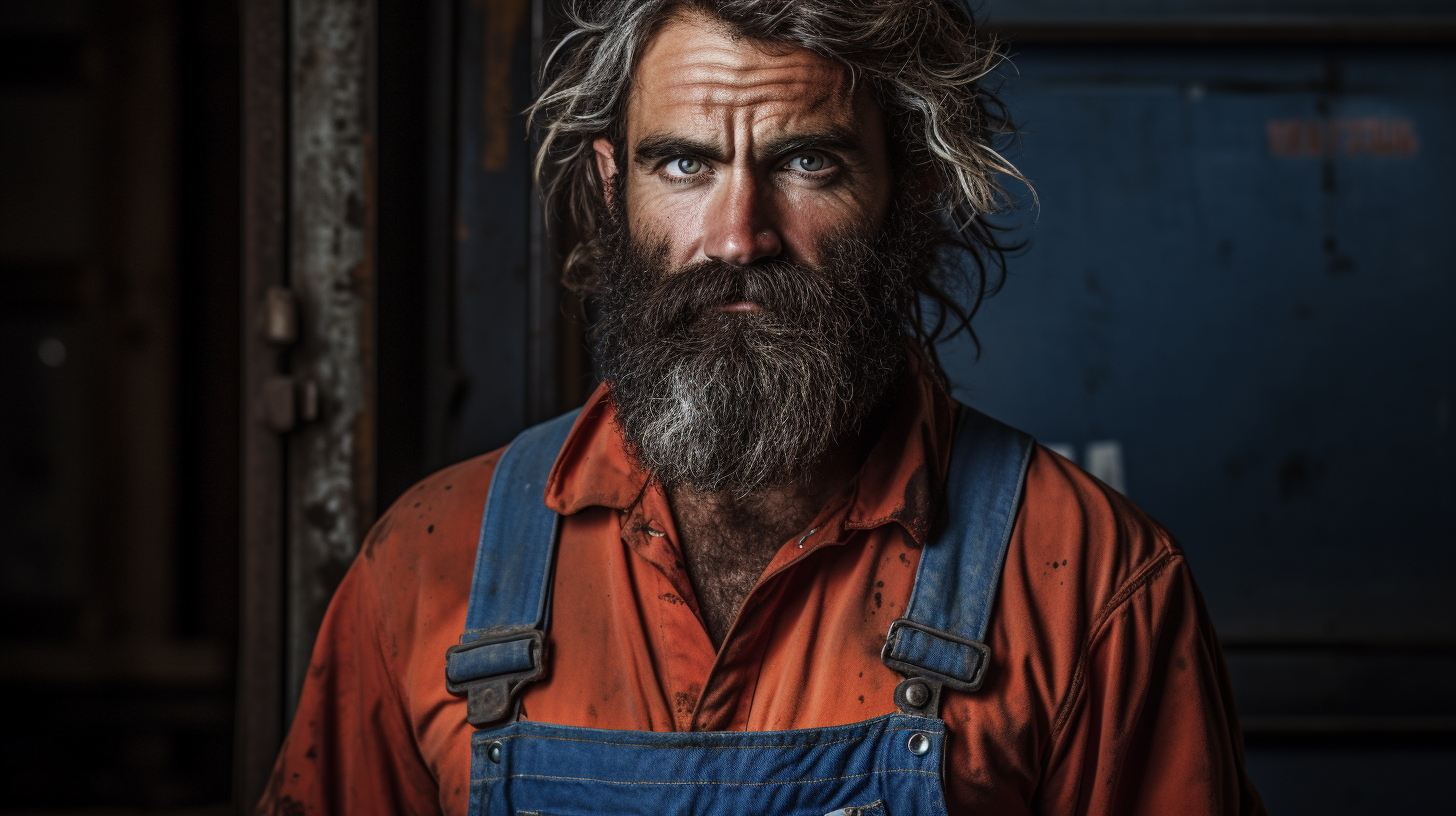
614;309;895;497
592;202;937;497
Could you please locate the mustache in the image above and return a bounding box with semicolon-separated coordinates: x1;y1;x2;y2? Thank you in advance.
614;251;874;340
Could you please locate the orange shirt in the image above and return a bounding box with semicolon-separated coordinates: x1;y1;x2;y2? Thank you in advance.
259;369;1264;815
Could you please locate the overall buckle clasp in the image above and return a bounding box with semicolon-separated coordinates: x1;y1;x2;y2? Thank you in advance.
446;628;545;726
881;618;992;716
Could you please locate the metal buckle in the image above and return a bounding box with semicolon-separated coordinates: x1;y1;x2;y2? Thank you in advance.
880;618;991;693
445;629;545;726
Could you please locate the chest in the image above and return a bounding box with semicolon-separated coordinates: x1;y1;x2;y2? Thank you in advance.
523;507;915;732
675;516;789;644
426;506;1047;816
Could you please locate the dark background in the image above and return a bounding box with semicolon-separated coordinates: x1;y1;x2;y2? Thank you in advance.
0;0;1450;813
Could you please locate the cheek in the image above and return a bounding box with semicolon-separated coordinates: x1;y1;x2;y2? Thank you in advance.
777;187;882;262
626;182;704;263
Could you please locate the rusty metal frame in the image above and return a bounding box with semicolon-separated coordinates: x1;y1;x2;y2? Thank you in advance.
236;1;380;809
235;1;581;807
284;0;379;721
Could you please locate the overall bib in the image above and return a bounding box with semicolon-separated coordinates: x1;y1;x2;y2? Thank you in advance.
444;407;1034;815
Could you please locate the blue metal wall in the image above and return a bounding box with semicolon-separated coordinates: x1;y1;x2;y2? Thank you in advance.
942;43;1455;812
982;0;1451;22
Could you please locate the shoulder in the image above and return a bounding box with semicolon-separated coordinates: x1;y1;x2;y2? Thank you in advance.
937;443;1189;809
363;449;504;570
1012;444;1181;611
350;448;506;643
979;443;1185;727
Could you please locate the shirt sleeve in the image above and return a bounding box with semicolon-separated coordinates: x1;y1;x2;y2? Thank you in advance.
254;547;442;816
1039;553;1266;816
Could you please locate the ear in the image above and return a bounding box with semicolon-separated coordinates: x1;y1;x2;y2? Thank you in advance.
593;137;619;204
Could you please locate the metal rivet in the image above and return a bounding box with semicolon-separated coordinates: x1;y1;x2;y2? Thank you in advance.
487;741;503;763
907;732;931;757
904;680;930;708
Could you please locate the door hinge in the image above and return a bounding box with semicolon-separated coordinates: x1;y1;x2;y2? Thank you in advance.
256;286;316;433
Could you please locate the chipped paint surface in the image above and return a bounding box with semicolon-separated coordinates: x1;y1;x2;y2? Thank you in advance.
481;0;530;171
286;0;376;714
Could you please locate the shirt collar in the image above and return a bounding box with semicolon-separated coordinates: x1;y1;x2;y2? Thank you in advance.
543;352;957;546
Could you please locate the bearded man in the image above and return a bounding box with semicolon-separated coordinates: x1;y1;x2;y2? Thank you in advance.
258;2;1265;814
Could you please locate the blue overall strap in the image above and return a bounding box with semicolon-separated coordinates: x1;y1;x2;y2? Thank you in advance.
445;408;581;726
881;405;1035;704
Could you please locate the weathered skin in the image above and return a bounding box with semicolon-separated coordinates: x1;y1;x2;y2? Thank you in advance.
591;12;894;646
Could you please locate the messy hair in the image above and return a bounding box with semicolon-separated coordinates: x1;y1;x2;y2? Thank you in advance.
529;0;1025;354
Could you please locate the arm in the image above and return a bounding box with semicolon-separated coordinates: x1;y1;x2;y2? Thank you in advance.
255;545;442;816
1039;554;1265;816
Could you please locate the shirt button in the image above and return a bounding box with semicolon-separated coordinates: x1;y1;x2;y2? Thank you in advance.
645;527;665;537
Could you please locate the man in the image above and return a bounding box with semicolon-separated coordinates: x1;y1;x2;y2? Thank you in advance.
259;1;1265;814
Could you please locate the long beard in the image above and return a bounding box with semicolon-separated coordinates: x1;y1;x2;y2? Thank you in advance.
592;197;938;497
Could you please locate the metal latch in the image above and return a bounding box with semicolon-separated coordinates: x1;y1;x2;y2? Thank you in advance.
256;286;317;432
260;285;298;345
260;375;318;433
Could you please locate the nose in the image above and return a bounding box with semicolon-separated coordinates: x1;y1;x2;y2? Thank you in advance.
701;172;782;265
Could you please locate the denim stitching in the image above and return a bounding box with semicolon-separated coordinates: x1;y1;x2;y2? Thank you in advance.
476;726;939;752
473;768;941;785
481;732;872;751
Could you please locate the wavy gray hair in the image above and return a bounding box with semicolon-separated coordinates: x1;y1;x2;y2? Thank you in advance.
529;0;1025;353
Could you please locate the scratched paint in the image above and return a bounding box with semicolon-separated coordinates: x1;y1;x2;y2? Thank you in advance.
451;0;534;457
480;0;530;172
1268;118;1420;157
286;0;376;715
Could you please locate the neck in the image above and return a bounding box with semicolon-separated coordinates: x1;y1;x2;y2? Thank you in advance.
665;415;882;648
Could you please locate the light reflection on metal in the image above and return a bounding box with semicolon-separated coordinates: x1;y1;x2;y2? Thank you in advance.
286;0;377;718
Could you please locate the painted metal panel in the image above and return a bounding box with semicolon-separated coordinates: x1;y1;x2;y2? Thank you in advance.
450;0;534;458
984;0;1455;22
947;45;1454;646
942;42;1456;810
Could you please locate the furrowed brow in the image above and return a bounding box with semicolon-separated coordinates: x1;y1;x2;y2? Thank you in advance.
759;127;865;160
633;134;728;166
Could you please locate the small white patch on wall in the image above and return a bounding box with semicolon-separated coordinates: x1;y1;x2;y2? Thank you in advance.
1044;443;1077;464
1042;440;1127;495
1084;440;1126;494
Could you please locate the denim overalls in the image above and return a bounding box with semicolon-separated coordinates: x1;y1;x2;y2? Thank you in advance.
445;406;1034;815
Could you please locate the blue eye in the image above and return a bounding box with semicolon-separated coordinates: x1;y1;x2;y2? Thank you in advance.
790;154;826;172
672;157;703;175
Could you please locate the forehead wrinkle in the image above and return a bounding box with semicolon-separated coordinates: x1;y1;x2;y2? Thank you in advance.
630;16;856;133
638;12;846;81
648;61;851;108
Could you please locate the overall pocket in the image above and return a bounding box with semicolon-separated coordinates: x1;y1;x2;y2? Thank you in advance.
824;801;887;816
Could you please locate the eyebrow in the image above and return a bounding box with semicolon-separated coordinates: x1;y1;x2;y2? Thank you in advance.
632;126;867;167
633;135;727;166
